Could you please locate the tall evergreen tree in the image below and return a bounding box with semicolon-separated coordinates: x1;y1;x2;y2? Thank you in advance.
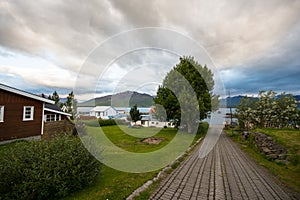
51;91;60;104
130;104;141;124
66;91;76;120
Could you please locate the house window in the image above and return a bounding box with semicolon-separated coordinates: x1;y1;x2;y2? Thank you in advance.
0;106;4;122
45;114;61;122
23;106;34;121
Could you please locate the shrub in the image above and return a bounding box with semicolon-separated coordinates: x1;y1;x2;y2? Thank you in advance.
196;122;209;136
0;135;101;200
98;119;117;126
83;119;127;127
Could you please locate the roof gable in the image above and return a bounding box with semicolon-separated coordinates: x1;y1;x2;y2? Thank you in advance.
0;83;54;104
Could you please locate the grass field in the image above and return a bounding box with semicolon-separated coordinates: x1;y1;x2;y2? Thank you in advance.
225;128;300;193
65;123;208;199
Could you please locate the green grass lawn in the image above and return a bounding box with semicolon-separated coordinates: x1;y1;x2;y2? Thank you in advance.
65;123;208;199
225;128;300;193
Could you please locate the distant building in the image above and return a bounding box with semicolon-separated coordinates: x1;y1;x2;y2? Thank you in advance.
89;106;117;119
76;105;174;128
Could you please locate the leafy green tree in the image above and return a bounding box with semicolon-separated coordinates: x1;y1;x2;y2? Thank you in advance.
274;93;299;128
130;104;141;124
237;90;299;129
154;56;218;133
256;90;276;128
236;96;257;130
152;104;167;122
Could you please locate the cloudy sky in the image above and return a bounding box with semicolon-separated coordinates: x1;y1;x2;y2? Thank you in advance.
1;0;300;100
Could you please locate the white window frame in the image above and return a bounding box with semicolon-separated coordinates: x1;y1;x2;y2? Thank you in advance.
23;106;34;121
0;106;4;122
44;114;62;122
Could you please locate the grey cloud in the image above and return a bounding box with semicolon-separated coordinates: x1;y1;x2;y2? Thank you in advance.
2;0;300;71
1;0;300;97
0;0;126;71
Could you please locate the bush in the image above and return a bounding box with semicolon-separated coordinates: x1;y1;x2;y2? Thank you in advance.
83;119;127;127
197;122;209;136
98;119;117;126
0;135;101;200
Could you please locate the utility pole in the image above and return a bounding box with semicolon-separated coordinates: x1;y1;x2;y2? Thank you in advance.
229;91;234;136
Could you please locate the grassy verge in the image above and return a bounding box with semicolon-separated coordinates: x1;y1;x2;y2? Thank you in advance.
225;128;300;193
65;122;208;199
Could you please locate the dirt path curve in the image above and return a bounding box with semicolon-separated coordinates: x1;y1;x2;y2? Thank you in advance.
150;130;294;200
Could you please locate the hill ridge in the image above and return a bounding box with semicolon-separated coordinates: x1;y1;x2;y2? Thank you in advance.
78;91;154;107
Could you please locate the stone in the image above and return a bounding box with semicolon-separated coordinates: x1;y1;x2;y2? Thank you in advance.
278;154;286;160
267;136;272;141
262;147;271;154
267;154;278;159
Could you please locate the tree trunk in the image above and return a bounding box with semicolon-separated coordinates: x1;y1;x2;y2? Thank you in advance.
187;121;195;134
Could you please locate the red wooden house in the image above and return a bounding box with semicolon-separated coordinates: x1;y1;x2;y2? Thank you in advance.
0;83;73;142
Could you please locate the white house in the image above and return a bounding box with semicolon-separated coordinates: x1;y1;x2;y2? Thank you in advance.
90;106;117;119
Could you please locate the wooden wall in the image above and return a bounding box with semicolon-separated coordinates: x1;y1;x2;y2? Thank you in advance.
0;89;43;141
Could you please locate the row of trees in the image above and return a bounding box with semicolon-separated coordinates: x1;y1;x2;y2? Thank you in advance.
237;90;299;130
42;91;76;120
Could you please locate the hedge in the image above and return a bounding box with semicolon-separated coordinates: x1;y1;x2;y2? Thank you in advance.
0;135;101;200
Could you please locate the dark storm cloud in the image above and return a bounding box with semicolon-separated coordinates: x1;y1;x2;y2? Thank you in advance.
222;21;300;95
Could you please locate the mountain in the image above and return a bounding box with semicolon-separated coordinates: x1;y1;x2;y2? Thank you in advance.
78;91;154;107
220;95;300;108
219;96;254;108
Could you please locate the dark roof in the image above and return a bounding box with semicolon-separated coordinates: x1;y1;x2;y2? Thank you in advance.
44;103;72;116
45;103;62;111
